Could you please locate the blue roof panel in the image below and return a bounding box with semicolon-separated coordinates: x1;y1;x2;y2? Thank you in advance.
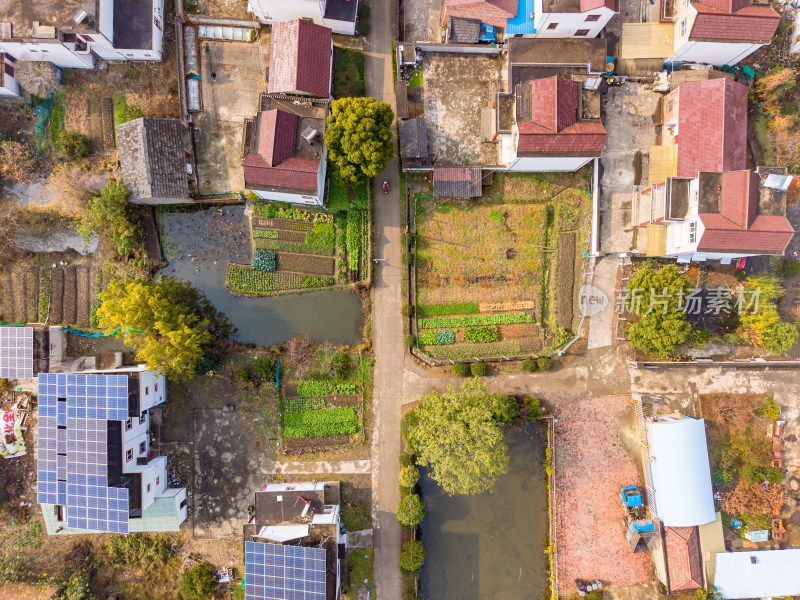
506;0;537;35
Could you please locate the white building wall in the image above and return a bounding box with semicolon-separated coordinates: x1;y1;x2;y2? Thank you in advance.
139;371;166;411
533;7;614;38
99;0;114;40
248;0;325;25
323;17;357;36
508;156;593;171
0;41;93;68
671;40;764;66
0;57;19;97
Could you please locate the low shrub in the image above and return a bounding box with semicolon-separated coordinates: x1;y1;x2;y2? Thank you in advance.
536;356;553;371
399;465;419;490
396;493;425;527
399;453;414;467
491;395;519;424
399;540;425;573
452;363;470;377
465;325;499;343
403;335;415;349
252;249;276;272
233;369;250;384
180;563;216;600
760;398;780;420
58;130;91;160
521;359;538;372
470;362;487;377
524;397;542;420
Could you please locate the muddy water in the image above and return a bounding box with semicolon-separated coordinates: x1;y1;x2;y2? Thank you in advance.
419;426;549;600
156;205;363;346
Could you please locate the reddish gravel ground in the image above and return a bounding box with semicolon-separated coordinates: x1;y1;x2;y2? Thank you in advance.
554;396;652;593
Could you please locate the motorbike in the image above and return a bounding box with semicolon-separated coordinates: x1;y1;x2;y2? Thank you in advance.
383;181;390;195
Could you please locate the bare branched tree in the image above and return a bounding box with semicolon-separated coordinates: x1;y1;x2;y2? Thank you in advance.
15;60;62;98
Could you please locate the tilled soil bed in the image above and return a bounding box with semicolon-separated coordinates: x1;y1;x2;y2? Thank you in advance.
557;232;577;330
276;252;335;277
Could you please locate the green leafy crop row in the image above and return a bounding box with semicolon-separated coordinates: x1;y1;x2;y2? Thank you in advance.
465;325;499;342
297;380;358;397
346;210;361;271
418;329;455;345
420;312;534;329
254;203;333;223
283;407;360;438
417;303;480;318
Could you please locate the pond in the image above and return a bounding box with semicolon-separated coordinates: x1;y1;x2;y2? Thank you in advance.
419;425;549;600
156;205;364;346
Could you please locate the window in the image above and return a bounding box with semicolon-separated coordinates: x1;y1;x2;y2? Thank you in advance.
574;29;590;37
139;441;147;454
154;16;162;31
680;18;687;37
147;483;151;493
547;22;558;30
145;386;149;395
126;449;133;462
667;99;674;113
585;14;601;22
125;418;132;431
78;35;94;42
689;221;697;243
156;476;160;486
154;383;158;392
4;62;14;78
139;413;146;425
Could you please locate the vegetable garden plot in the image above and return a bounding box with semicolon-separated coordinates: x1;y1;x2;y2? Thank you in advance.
275;252;335;277
254;239;336;256
225;264;334;294
557;232;577;331
284;394;360;412
282;407;360;438
251;216;314;232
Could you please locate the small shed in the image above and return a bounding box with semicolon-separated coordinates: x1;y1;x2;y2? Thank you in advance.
646;416;715;528
432;167;482;198
399;119;428;159
116;117;191;204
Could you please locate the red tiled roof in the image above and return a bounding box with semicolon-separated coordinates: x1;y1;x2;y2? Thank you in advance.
517;77;606;155
676;78;748;178
445;0;518;27
665;526;703;592
243;154;319;191
257;109;298;167
268;19;332;98
697;170;795;254
690;2;779;43
580;0;615;10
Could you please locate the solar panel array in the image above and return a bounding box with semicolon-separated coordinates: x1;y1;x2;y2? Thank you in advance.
37;373;132;533
244;541;327;600
0;326;34;379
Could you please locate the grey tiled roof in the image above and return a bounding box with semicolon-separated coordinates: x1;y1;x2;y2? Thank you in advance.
116;118;190;201
399;119;428;159
449;17;480;44
432;167;483;198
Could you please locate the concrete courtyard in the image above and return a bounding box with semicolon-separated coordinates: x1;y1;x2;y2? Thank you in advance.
598;84;662;253
193;37;269;194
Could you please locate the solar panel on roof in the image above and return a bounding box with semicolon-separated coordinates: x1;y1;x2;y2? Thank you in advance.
37;372;131;534
244;541;327;600
0;326;34;379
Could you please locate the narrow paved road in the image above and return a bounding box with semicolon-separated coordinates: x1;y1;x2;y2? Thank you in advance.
365;2;404;599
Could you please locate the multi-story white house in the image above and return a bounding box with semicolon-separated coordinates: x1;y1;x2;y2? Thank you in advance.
0;0;165;97
0;52;19;97
506;0;617;38
637;168;795;262
247;0;359;35
620;0;779;67
37;368;188;535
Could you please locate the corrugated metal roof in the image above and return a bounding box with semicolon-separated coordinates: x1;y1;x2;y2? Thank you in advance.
714;549;800;599
619;22;675;59
506;0;536;35
432;167;482;198
646;417;715;527
648;145;677;186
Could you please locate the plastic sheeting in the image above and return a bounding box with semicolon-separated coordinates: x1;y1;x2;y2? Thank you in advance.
187;78;201;112
184;26;198;74
197;25;255;41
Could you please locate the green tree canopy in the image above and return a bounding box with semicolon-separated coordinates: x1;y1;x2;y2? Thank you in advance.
325;97;394;185
97;279;233;381
77;178;140;257
626;263;695;355
399;465;420;490
179;563;216;600
490;395;519;425
407;379;510;496
396;493;425;528
399;540;426;572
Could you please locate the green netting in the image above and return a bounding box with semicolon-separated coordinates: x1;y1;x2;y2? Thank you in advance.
33;97;54;151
